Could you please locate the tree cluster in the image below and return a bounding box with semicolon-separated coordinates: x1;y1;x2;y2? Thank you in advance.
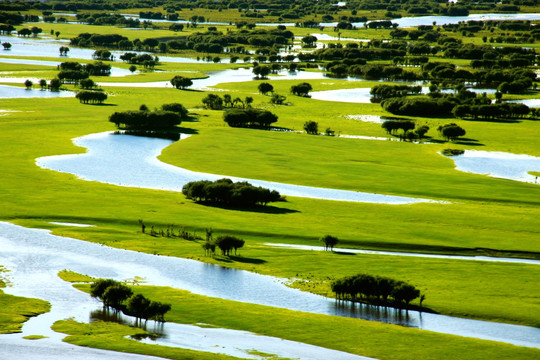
76;90;107;104
182;178;281;207
223;108;278;128
370;84;422;102
109;110;182;130
90;279;171;324
331;273;421;308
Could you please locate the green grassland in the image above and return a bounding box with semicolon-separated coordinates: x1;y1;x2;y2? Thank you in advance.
0;76;537;328
0;268;50;334
0;17;539;357
52;283;540;360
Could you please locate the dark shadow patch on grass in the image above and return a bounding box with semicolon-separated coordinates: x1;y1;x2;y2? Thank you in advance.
452;138;484;146
177;126;198;135
228;255;266;264
463;118;520;124
332;251;356;256
196;202;299;214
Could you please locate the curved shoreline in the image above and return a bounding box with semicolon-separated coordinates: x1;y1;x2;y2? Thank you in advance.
36;131;441;205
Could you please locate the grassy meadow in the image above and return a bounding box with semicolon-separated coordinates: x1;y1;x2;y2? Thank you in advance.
0;13;539;359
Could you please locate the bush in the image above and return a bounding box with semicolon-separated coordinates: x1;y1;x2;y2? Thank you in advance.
304;120;318;135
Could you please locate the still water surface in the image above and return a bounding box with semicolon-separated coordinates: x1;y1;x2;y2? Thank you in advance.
36;132;437;204
0;222;539;352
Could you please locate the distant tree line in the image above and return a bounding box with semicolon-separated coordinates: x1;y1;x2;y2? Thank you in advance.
182;178;281;207
331;273;421;309
370;84;422;102
90;279;171;324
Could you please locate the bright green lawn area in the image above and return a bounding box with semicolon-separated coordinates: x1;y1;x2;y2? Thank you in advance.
0;269;50;334
52;319;243;360
0;55;538;331
57;283;540;360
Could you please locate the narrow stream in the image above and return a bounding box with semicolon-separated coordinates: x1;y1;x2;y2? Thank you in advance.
265;243;540;265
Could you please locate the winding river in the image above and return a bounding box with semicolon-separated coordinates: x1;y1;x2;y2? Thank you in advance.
0;221;539;359
35;131;437;205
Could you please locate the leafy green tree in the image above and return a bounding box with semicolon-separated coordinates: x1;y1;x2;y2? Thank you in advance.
304;120;318;135
129;65;137;73
24;79;32;89
258;82;273;95
49;78;61;91
161;103;188;118
90;279;118;300
102;284;133;310
391;283;420;308
438;123;466;141
215;235;245;256
39;79;47;90
202;94;223;109
170;76;193;90
320;234;338;251
291;82;312;97
270;93;286;105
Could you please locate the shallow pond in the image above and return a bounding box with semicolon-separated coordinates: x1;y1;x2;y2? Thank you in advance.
0;35;220;64
0;85;73;99
0;222;371;360
0;57;134;77
446;150;540;184
99;67;345;89
36;132;437;205
506;99;540;108
0;222;539;353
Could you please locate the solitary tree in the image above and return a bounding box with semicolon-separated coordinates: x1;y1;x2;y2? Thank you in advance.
24;79;33;89
39;79;47;90
304;120;319;135
170;75;193;90
320;235;339;251
258;82;273;95
2;42;11;50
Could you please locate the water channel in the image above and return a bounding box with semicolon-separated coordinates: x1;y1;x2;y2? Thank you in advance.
0;222;373;360
36;131;436;205
0;221;539;357
265;243;540;266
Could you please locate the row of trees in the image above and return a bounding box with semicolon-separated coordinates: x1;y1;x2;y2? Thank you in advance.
453;103;530;120
331;274;422;308
90;279;171;324
182;178;281;207
370;84;422;102
223;108;278;128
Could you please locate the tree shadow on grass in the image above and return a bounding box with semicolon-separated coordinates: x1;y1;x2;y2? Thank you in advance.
177;126;198;135
197;202;299;214
332;251;356;256
84;103;117;106
453;137;484;146
218;255;266;264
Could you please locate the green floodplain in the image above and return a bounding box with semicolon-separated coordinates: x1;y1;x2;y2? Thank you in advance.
0;1;539;359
